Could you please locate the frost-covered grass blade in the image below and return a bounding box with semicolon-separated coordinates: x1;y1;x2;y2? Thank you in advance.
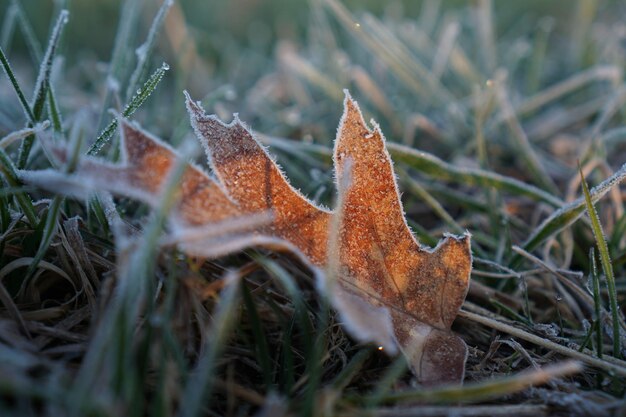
17;9;69;168
0;46;36;123
87;62;169;156
580;166;621;359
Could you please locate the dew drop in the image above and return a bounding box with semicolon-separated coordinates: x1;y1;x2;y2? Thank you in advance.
60;10;70;24
162;62;170;70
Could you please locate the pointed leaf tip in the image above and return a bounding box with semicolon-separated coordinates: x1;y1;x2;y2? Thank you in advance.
342;90;358;112
342;88;353;102
339;91;369;135
184;91;206;120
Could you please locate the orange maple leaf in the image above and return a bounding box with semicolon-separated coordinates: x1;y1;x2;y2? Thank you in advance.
31;91;472;385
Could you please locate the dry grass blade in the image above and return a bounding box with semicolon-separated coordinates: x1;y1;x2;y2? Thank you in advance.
0;278;30;338
379;361;581;403
460;309;626;377
345;404;548;417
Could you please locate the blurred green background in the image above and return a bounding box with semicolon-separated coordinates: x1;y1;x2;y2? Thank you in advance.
1;0;625;147
3;0;616;63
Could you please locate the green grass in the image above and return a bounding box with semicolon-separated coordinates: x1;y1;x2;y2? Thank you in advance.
1;0;626;416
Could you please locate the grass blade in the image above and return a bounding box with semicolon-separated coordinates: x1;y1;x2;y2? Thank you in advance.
178;273;241;417
0;46;36;123
125;0;173;102
387;142;563;207
518;161;626;264
460;308;626;376
0;148;37;225
11;0;43;63
0;3;18;51
241;283;273;387
495;76;559;194
580;166;621;358
589;248;603;360
87;62;169;156
95;0;141;133
23;116;83;282
379;361;581;404
47;87;64;135
17;9;69;168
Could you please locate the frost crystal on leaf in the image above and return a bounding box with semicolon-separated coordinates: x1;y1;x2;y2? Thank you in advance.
25;90;473;386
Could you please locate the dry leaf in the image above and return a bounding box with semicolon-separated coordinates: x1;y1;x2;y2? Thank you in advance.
31;91;472;386
330;97;472;386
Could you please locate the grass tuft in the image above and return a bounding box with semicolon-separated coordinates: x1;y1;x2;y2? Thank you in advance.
580;165;622;359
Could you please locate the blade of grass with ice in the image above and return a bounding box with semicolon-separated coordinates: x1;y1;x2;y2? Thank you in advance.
0;148;37;225
0;3;17;51
125;0;173;102
495;76;559;194
17;9;68;169
0;46;36;123
580;166;621;358
10;0;43;63
491;66;620;126
95;0;141;133
87;63;169;156
324;0;434;100
589;248;603;359
47;87;64;135
518;161;626;265
24;120;83;283
387;142;563;207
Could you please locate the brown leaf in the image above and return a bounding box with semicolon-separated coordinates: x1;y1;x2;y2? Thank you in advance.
185;98;332;266
332;95;472;385
32;91;472;386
